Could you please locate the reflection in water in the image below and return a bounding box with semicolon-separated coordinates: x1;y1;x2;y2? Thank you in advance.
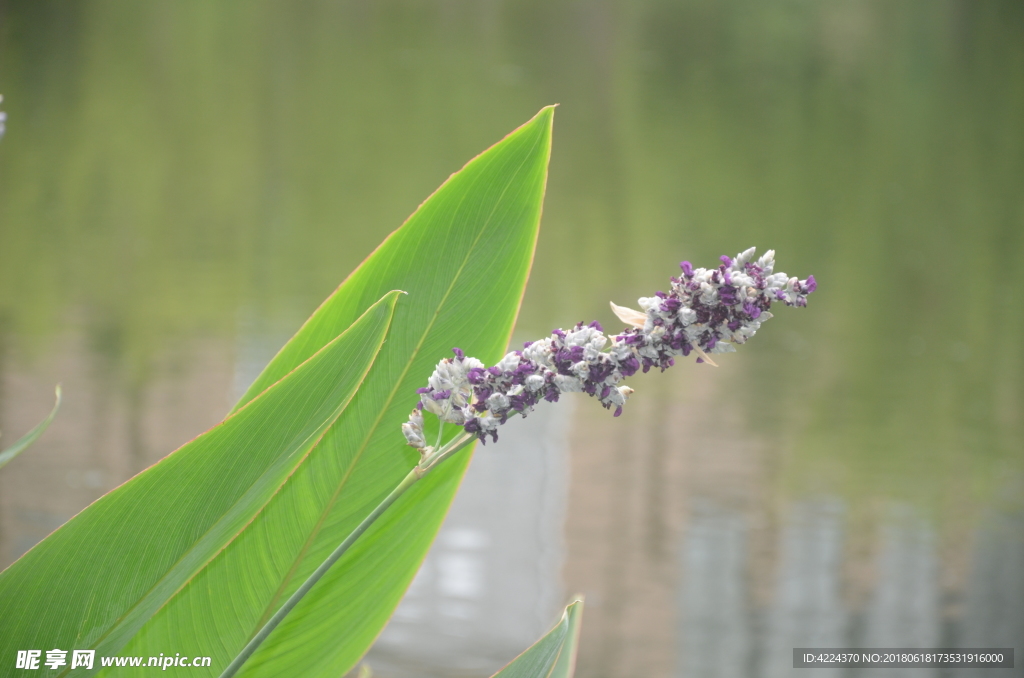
0;333;234;569
232;309;303;403
674;500;1024;678
861;509;939;678
955;511;1024;678
763;501;847;678
366;400;572;678
680;503;750;678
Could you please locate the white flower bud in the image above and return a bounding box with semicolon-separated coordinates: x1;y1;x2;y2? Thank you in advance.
639;344;659;359
487;392;510;412
443;407;466;425
478;415;501;432
402;409;426;448
605;385;634;406
734;246;757;268
450;389;471;409
422;396;445;417
756;249;775;272
554;374;584;392
523;338;555;368
700;282;717;304
731;272;754;289
497;352;521;372
571;360;590;379
609;343;634;362
638;296;659;312
564;326;594;347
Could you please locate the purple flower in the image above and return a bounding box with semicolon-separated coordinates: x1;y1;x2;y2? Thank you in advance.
403;248;815;447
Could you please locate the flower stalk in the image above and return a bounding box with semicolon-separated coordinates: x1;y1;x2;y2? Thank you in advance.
217;430;475;678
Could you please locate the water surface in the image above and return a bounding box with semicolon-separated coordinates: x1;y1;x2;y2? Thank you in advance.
1;2;1021;676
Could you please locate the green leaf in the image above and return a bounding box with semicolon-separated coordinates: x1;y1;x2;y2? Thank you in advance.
0;106;553;677
548;596;584;678
0;384;61;470
491;598;584;678
0;291;400;674
220;105;553;677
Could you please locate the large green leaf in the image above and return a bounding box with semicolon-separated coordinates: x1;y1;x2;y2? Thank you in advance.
0;106;553;677
491;598;584;678
217;106;553;677
0;385;61;470
0;291;400;674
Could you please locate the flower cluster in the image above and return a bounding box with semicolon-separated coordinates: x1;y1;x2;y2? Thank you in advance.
615;246;816;371
403;248;815;448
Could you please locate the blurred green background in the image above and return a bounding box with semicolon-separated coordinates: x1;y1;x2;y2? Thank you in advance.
1;2;1021;676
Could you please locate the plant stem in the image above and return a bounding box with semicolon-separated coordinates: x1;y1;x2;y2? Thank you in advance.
218;432;476;678
434;420;445;450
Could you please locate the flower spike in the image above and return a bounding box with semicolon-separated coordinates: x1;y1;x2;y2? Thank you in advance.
405;248;815;446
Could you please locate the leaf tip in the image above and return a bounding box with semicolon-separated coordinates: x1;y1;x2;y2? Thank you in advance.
535;104;557;125
382;289;407;306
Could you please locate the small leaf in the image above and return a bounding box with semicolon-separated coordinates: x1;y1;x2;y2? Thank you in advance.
491;598;584;678
0;384;61;470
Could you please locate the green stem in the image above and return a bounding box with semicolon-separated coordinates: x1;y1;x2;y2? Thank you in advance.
419;430;475;472
434;419;445;450
218;431;476;678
